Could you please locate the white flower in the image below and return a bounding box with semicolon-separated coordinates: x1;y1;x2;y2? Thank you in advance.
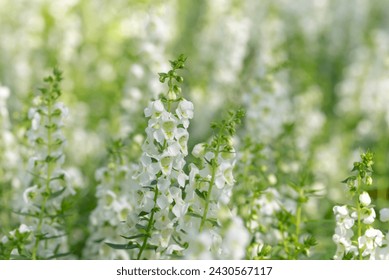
375;232;389;259
221;216;249;259
175;128;189;155
150;229;173;249
0;85;10;99
358;228;384;259
1;235;9;244
161;113;178;140
157;193;172;209
204;151;215;162
380;208;389;222
103;190;117;208
158;154;173;175
333;225;356;259
333;205;349;216
18;224;31;234
171;188;188;218
144;99;164;118
28;108;41;130
176;99;194;128
362;208;376;225
23;185;39;204
334;205;354;229
359;192;371;206
215;161;234;189
257;188;281;216
154;211;174;231
192;143;206;158
157;177;170;192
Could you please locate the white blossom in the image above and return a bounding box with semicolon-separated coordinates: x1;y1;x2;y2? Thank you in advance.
379;208;389;222
359;192;371;207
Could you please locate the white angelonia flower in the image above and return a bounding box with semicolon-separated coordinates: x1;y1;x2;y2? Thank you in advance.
182;108;243;259
358;228;384;259
9;71;75;260
332;204;358;259
84;161;137;260
144;99;165;118
154;210;174;231
220;216;250;259
103;190;117;208
28;108;41;130
375;232;389;259
359;192;371;206
334;205;354;229
171;188;188;218
160;113;178;140
0;85;10;98
175;128;189;154
184;229;216;259
258;188;282;216
129;91;194;259
1;84;24;219
217;161;235;187
176;99;194;128
176;99;194;119
22;185;40;205
204;151;215;162
362;208;376;225
18;224;31;234
159;154;173;175
192;143;206;158
334;205;349;216
157;193;172;209
379;208;389;222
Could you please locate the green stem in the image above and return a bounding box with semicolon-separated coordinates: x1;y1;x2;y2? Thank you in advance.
199;157;218;231
32;100;53;260
280;226;290;259
137;187;159;260
199;127;224;231
294;202;302;259
356;175;363;260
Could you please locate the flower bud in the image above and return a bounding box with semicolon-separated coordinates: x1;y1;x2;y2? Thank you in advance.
359;191;371;207
365;176;372;186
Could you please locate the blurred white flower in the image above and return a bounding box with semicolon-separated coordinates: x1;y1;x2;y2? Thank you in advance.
379;208;389;222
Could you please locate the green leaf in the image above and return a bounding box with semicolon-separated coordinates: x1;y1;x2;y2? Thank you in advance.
9;254;31;260
120;234;147;240
138;211;149;217
47;252;71;260
187;211;202;219
105;242;139;250
206;218;219;227
341;176;356;183
145;244;158;250
135;223;147;231
50;173;65;182
40;234;67;240
50;188;66;199
12;211;39;218
195;189;207;200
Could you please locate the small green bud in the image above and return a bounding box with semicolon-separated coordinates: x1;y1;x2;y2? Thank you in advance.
365;176;373;186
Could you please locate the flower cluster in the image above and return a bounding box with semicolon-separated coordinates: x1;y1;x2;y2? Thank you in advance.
183;109;249;259
333;151;383;260
83;140;137;260
0;85;20;228
11;68;74;260
115;55;194;259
